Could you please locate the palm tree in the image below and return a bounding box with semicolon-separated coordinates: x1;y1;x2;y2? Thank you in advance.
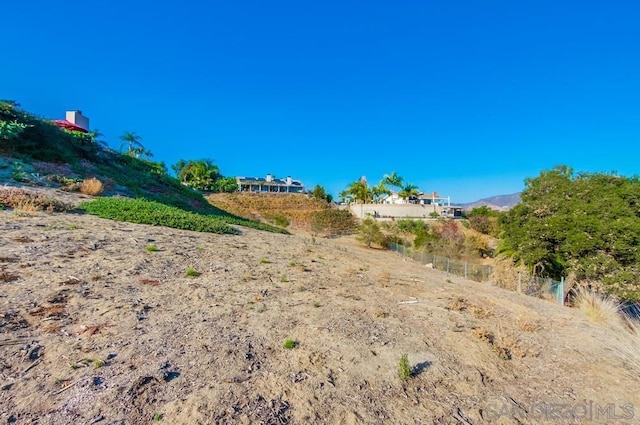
119;131;151;158
347;179;373;204
398;183;419;203
88;129;108;147
382;172;404;190
371;181;390;203
174;159;220;191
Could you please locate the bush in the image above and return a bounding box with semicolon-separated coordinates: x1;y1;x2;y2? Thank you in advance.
398;354;412;381
79;197;239;234
80;177;104;195
356;218;384;248
310;209;357;236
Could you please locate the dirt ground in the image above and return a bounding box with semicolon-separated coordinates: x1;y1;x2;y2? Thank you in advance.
1;191;638;424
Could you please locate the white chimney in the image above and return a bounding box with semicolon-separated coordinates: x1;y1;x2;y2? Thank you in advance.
286;176;292;185
66;110;89;130
266;174;273;182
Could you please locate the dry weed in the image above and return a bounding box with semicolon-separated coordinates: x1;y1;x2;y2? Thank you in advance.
0;269;19;283
470;305;492;319
574;288;623;326
611;319;640;378
447;296;467;312
79;177;104;196
0;186;72;212
515;315;542;332
491;257;529;291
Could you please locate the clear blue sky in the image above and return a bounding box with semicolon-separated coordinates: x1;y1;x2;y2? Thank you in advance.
3;1;639;202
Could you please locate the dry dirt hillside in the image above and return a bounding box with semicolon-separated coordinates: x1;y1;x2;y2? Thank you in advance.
1;190;638;424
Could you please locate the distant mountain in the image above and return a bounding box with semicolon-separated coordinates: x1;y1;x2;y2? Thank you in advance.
460;192;521;211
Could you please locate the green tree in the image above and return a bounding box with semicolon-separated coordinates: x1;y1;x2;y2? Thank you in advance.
345;178;373;204
212;176;239;193
88;129;108;147
382;172;404;190
398;183;419;203
371;181;391;203
466;206;501;237
356;217;383;248
173;159;221;191
498;165;640;301
310;185;332;202
119;131;151;159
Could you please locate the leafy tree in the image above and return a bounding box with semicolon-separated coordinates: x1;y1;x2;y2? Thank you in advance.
382;172;404;190
344;178;373;204
466;206;501;237
398;183;419;203
357;217;384;248
88;129;108;147
498;165;640;301
173;159;221;191
371;181;390;203
119;131;151;159
310;184;332;203
212;176;239;193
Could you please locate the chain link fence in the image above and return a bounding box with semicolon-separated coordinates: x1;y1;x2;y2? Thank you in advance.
390;242;565;305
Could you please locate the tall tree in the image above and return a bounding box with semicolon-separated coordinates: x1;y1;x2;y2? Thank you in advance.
345;179;373;203
372;181;391;203
382;172;404;190
88;129;107;147
173;159;221;191
498;165;640;301
119;131;151;158
398;183;419;203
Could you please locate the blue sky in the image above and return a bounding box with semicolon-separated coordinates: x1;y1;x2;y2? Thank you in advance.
3;1;639;202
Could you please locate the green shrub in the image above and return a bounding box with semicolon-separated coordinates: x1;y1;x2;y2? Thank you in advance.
398;354;412;381
283;338;297;349
186;268;200;277
79;197;239;234
310;209;357;235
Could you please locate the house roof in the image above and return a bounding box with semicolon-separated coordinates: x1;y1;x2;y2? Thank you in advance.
236;176;303;187
51;119;89;133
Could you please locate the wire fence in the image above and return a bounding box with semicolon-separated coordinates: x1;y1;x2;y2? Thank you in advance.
390;242;565;305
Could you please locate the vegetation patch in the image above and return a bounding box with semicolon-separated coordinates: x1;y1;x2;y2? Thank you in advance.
79;197;239;234
398;353;412;381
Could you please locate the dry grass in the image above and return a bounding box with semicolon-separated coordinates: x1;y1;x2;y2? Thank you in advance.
447;296;467;312
574;288;623;326
79;177;104;196
473;327;532;360
0;269;19;283
612;319;640;378
0;186;72;212
515;314;542;332
491;257;530;291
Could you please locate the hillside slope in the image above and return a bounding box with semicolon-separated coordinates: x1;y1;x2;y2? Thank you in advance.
0;195;637;424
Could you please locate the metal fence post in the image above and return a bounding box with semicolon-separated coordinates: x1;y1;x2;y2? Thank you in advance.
517;273;522;293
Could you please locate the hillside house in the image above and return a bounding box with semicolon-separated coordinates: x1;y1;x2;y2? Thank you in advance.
236;174;305;193
51;110;89;133
381;191;451;206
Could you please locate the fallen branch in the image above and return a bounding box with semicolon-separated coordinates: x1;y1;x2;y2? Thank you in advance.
22;358;42;374
53;378;83;395
398;300;419;305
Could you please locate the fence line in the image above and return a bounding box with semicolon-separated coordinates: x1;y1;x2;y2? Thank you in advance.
389;242;565;305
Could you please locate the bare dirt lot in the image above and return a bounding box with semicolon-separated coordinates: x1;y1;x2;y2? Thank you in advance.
1;197;638;424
